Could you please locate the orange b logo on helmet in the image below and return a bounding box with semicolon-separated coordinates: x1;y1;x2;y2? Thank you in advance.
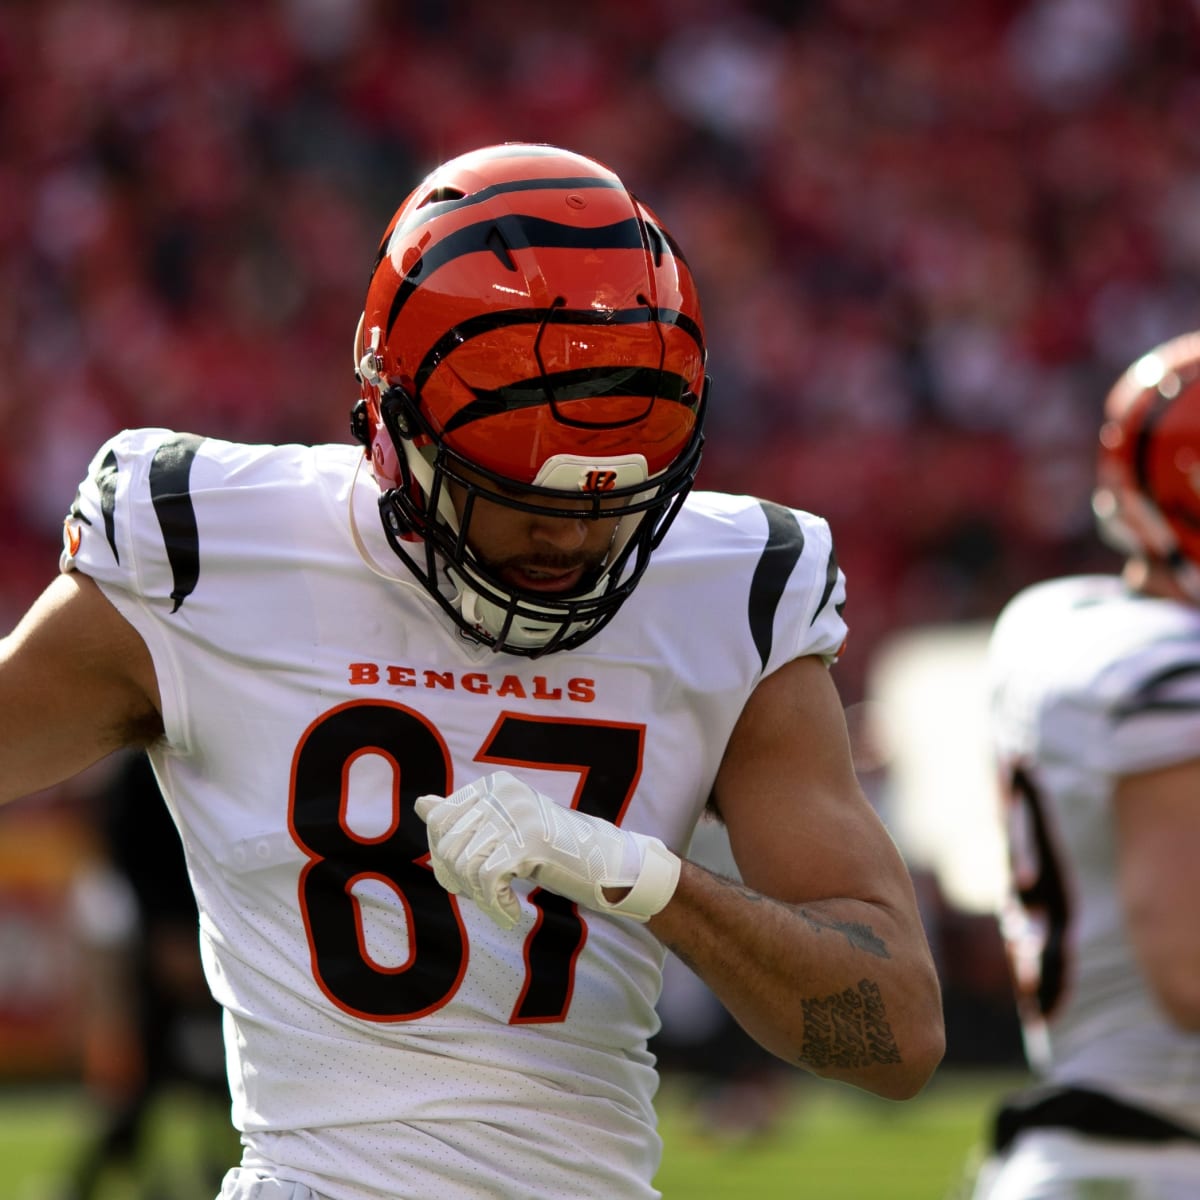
581;469;619;492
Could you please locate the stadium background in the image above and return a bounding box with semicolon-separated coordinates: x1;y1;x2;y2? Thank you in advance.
1;0;1197;1193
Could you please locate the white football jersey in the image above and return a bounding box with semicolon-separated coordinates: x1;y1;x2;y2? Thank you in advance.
988;574;1200;1132
61;428;848;1200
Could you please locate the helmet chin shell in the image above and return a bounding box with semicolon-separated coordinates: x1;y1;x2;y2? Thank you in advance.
352;142;709;654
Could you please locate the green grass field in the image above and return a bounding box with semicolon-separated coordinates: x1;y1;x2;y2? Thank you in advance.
654;1069;1019;1199
0;1069;1022;1200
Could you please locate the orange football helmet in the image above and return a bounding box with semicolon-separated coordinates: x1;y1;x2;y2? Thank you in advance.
351;143;708;654
1094;330;1200;597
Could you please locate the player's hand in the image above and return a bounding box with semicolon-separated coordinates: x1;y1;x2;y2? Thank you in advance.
414;770;680;931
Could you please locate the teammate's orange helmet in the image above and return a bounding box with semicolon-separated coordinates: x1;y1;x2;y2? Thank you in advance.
351;143;708;655
1094;331;1200;593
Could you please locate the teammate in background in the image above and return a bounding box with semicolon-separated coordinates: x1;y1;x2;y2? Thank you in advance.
0;143;943;1200
972;332;1200;1199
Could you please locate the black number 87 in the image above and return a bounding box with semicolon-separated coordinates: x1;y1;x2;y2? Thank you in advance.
288;700;644;1025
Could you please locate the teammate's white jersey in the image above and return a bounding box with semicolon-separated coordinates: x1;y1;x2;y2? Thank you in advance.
61;428;848;1200
987;574;1200;1132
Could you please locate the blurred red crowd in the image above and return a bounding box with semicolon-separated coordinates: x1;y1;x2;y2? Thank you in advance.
2;0;1198;699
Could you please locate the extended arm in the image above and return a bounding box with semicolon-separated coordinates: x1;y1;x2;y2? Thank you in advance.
648;655;944;1100
1114;758;1200;1029
0;572;162;805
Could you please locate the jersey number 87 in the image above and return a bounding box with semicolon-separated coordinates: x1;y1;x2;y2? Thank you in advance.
288;700;643;1024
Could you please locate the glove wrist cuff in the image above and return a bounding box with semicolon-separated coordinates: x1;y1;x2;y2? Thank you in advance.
602;838;681;922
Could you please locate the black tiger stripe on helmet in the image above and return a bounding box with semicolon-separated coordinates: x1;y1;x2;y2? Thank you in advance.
357;142;706;486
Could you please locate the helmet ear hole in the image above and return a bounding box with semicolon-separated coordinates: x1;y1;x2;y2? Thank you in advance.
380;383;419;441
350;399;373;451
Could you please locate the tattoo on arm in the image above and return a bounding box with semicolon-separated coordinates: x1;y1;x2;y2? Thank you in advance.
799;979;902;1070
794;906;890;959
661;876;904;1072
722;879;891;959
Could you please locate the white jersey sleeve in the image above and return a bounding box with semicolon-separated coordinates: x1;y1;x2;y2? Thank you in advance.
59;434;852;1200
745;496;848;674
63;428;208;752
653;491;848;678
990;575;1200;777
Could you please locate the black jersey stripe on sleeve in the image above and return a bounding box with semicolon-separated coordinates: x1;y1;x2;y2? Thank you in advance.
96;449;120;562
749;501;805;670
813;542;841;626
1112;661;1200;720
148;434;205;612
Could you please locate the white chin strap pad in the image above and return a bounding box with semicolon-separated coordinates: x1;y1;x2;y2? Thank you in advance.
459;586;567;649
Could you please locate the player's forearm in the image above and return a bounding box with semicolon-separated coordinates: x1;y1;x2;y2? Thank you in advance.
648;859;945;1100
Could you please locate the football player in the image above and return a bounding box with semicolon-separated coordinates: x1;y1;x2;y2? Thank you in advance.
0;143;943;1200
973;332;1200;1199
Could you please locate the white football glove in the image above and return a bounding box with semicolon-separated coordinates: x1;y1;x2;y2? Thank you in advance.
414;770;680;931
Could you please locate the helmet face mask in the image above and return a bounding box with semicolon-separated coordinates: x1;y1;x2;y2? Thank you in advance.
374;376;707;656
1094;331;1200;598
352;143;708;655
